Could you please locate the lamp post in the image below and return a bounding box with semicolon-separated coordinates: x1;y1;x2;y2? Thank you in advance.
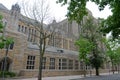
2;42;9;80
2;21;8;80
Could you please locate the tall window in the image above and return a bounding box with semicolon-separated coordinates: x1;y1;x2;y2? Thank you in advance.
80;61;84;70
59;58;67;70
30;29;34;42
28;28;31;41
63;23;67;32
63;39;68;49
69;41;75;51
75;60;79;69
68;60;73;69
68;22;72;35
18;25;20;32
24;27;27;33
21;26;24;32
26;55;35;69
33;30;36;42
48;35;55;46
42;57;46;69
49;58;55;69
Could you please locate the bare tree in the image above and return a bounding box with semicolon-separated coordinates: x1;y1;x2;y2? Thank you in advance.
20;0;55;80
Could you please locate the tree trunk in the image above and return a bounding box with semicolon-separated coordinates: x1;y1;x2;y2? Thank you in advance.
38;54;43;80
112;62;114;74
83;68;86;77
38;31;43;80
95;67;99;76
118;64;120;74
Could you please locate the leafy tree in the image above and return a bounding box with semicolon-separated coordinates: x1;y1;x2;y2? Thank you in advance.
104;38;120;74
75;16;104;76
57;0;120;39
115;46;120;73
75;36;94;76
75;37;94;63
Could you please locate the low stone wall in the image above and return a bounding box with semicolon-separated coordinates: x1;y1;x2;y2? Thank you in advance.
18;69;109;78
19;70;86;78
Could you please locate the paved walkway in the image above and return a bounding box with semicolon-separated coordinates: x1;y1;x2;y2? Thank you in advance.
3;72;120;80
71;74;120;80
4;75;84;80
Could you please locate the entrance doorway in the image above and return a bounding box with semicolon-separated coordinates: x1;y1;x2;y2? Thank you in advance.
0;57;12;71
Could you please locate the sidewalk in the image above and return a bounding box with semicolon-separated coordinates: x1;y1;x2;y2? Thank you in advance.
6;75;84;80
43;72;115;80
5;72;117;80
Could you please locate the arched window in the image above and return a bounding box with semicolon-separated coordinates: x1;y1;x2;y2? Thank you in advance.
0;57;12;71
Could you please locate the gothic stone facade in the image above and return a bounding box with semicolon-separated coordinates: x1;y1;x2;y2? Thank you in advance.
0;4;109;78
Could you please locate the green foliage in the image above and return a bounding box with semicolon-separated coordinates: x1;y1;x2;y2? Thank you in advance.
5;38;14;46
0;15;3;33
57;0;120;39
0;71;16;78
75;16;104;76
75;36;94;63
57;0;88;23
0;14;14;49
0;41;5;49
104;38;120;65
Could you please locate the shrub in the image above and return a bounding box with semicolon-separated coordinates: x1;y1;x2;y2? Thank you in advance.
0;71;16;78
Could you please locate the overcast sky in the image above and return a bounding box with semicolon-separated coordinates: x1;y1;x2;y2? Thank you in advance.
0;0;112;22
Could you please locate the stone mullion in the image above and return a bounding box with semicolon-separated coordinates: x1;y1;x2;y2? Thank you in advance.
35;55;39;70
46;56;50;70
55;57;59;70
73;59;75;70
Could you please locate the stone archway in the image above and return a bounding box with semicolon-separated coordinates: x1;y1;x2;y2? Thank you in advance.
0;57;12;71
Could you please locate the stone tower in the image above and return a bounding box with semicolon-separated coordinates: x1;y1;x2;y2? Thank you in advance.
7;3;20;31
11;3;21;16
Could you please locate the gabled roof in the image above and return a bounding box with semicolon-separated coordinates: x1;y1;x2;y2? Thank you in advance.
0;3;8;10
27;42;79;56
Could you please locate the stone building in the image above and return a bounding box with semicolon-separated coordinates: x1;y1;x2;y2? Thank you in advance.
0;3;108;78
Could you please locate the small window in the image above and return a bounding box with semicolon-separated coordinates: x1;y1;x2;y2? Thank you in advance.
9;42;14;49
